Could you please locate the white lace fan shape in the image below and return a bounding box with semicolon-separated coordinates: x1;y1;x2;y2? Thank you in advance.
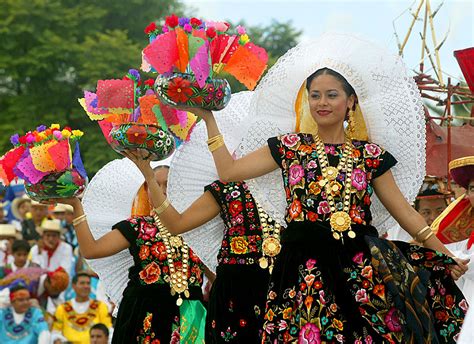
237;32;426;235
167;91;253;272
82;157;171;306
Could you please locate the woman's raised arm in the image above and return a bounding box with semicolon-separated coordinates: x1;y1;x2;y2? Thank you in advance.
190;109;279;182
124;151;222;235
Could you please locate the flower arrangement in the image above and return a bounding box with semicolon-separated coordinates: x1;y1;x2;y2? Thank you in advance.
0;124;87;200
79;69;198;161
142;14;268;110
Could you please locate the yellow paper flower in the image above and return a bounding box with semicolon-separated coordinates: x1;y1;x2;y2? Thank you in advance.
61;129;71;138
71;130;84;137
50;124;60;130
240;34;250;44
38;132;47;140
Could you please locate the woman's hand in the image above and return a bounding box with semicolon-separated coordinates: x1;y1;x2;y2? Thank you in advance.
122;149;154;179
450;257;470;281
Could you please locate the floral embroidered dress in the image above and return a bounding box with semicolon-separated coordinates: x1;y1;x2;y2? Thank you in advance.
262;133;467;343
205;181;275;343
112;216;206;344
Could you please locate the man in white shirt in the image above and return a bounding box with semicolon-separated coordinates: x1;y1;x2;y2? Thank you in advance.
0;224;19;268
30;219;73;274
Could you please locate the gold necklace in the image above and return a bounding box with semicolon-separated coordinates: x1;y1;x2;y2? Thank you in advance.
255;200;282;273
314;134;357;240
152;214;190;306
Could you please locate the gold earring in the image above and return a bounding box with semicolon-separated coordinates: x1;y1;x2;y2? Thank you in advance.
347;109;355;139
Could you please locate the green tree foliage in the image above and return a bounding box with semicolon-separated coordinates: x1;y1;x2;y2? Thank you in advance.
0;0;184;175
0;1;301;176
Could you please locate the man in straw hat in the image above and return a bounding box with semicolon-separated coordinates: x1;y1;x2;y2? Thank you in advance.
30;219;73;275
10;195;31;230
53;204;78;249
0;224;20;268
21;200;49;242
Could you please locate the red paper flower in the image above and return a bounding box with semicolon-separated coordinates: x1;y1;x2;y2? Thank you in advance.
126;125;148;144
144;79;155;87
190;17;202;27
144;22;157;34
167;77;193;103
206;27;217;38
165;14;179;28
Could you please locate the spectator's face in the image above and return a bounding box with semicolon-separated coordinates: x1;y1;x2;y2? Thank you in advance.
53;211;66;221
31;205;48;223
90;329;108;344
18;201;31;218
65;211;74;225
13;249;28;268
467;181;474;207
42;231;60;249
73;276;91;299
417;198;447;225
11;292;30;314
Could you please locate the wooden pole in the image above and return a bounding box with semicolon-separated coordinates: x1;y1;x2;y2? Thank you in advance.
400;0;425;55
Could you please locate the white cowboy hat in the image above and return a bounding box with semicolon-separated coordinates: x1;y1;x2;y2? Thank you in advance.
0;224;20;239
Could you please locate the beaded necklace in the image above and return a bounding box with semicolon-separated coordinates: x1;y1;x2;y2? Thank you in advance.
314;134;358;241
255;200;282;273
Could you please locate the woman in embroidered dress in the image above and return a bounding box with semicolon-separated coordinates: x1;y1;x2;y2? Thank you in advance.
47;162;206;344
171;35;470;342
124;92;283;343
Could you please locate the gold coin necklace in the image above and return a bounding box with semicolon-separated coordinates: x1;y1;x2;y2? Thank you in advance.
314;134;357;240
255;200;282;273
152;214;190;306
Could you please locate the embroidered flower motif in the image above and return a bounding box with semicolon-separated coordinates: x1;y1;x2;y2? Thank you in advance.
361;266;373;279
307;211;319;222
143;312;153;332
304;274;315;287
352;168;367;191
306;160;318;169
332;318;344;331
364;143;382;158
150;241;167;261
289;199;303;219
306;259;316;270
229;200;243;216
373;284;385;298
139;245;150;260
298;322;321;344
355;289;369;303
282;307;293;320
459;299;469;313
317;201;330;215
281;134;300;148
384;308;402;332
308;181;321;195
138;221;158;241
352;252;364;265
289;164;305;186
139;262;161;284
230;236;249;254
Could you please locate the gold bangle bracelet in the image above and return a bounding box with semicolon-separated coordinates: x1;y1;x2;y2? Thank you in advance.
420;231;434;243
209;137;225;152
73;217;87;227
73;214;87;227
207;134;223;146
153;198;170;215
414;225;432;242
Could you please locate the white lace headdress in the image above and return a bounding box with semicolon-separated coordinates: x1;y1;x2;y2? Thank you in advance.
237;32;426;235
167;91;253;272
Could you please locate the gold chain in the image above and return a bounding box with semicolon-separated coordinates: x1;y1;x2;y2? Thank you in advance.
254;200;282;273
314;135;357;240
152;213;190;306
